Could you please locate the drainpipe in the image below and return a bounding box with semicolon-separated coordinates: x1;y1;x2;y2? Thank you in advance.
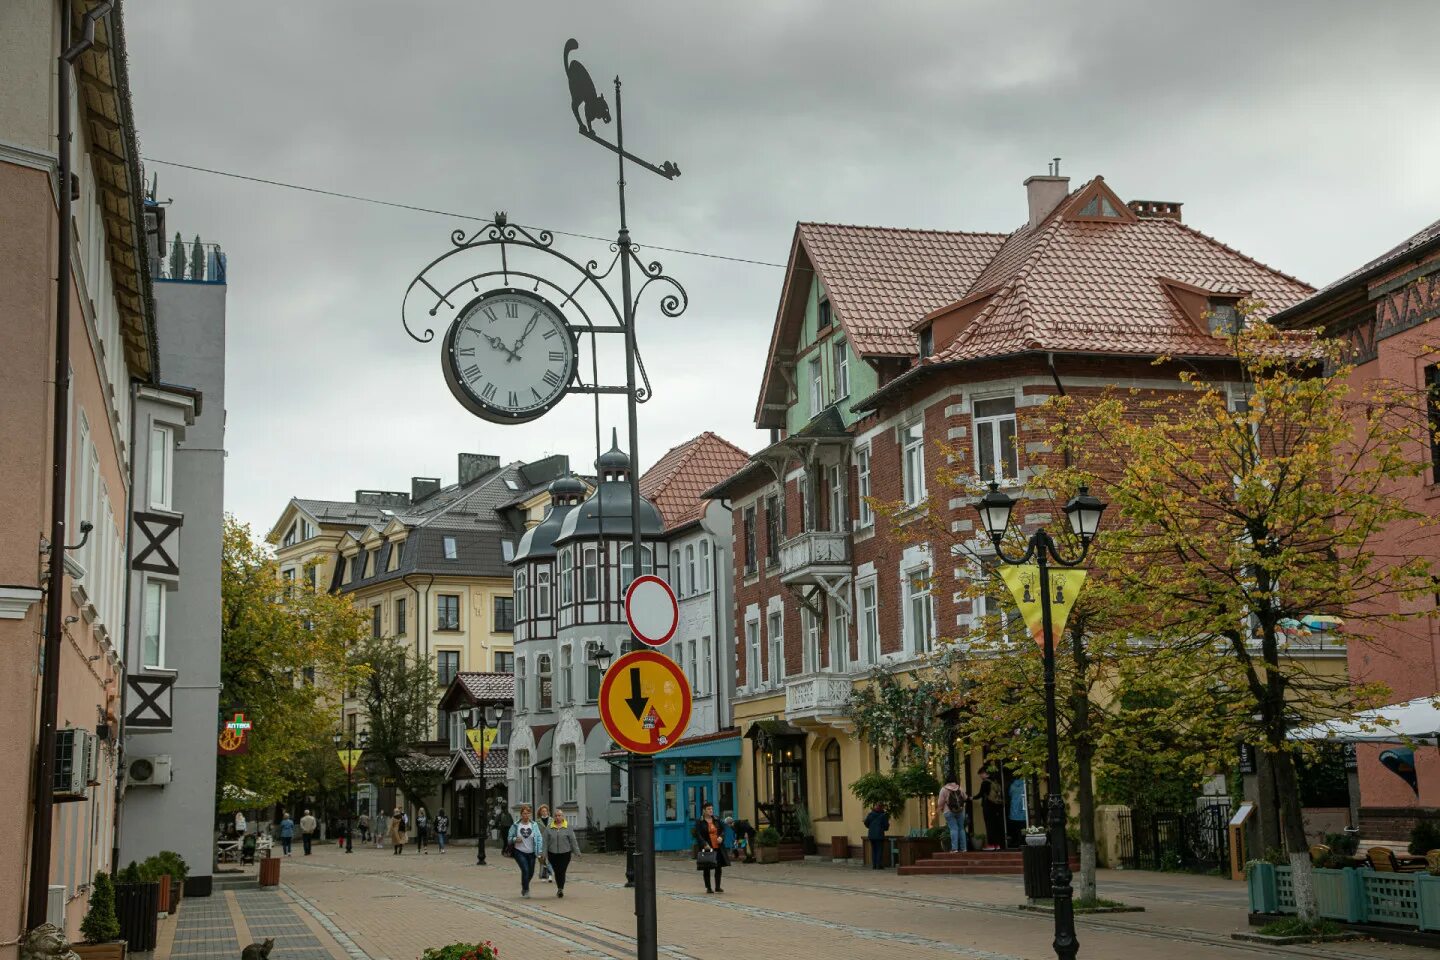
28;0;114;931
112;377;139;874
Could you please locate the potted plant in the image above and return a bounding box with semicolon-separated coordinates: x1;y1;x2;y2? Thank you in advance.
146;851;189;913
136;861;168;918
795;804;817;856
113;862;159;952
420;942;499;960
850;771;906;869
73;871;125;960
1024;826;1048;846
755;826;782;864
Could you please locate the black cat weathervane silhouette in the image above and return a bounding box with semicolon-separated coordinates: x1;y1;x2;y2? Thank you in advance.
564;39;680;180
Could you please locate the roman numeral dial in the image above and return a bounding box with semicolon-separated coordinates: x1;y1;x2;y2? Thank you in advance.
442;288;577;425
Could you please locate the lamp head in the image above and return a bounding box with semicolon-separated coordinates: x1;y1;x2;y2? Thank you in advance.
359;729;370;748
1063;485;1107;543
331;731;342;748
591;644;613;672
973;481;1015;543
484;705;500;728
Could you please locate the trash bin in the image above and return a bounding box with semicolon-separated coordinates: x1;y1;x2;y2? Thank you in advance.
116;881;159;951
258;854;281;887
1022;842;1052;900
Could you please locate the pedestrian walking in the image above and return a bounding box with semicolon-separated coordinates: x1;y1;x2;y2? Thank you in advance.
979;769;1005;850
415;806;429;854
388;808;408;855
299;810;318;856
545;811;580;898
1007;776;1028;848
693;801;729;894
278;812;295;856
506;804;544;898
536;804;554;882
937;773;968;853
864;802;891;870
357;813;370;843
434;810;450;853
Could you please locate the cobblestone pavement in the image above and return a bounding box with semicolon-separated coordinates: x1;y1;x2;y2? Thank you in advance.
224;843;1440;960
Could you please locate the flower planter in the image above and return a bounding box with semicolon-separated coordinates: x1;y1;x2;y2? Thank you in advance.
1022;842;1052;900
1024;833;1048;847
114;882;159;952
73;942;126;960
897;837;938;867
154;875;170;916
756;845;780;864
168;879;183;915
830;835;851;860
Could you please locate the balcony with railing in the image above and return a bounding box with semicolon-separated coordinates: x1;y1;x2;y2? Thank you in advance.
151;235;227;284
778;529;851;585
785;672;853;724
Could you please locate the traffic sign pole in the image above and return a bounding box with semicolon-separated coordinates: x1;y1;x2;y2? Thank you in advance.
631;753;657;960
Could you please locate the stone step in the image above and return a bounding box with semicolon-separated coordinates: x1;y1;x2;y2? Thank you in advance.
898;863;1030;876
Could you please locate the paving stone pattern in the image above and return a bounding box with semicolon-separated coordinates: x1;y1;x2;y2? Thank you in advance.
170;896;238;960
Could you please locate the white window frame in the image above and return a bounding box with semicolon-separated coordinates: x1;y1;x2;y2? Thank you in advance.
973;396;1019;484
560;550;574;606
902;421;926;506
767;610;784;685
809;354;823;413
855;445;873;528
828;600;848;670
905;565;934;655
701;636;712;697
698;539;711;592
582;545;599;601
148;424;173;510
828;464;847;533
442;536;458;560
685;544;696;597
517;749;533;805
686;641;699;695
585;641;603;701
559;644;573;705
515;569;528;622
859;581;879;665
833;338;849;399
559;743;577;802
537;654;553;710
745;618;761;690
142;579;166;668
537;568;552;617
802;607;820;674
516;657;528;711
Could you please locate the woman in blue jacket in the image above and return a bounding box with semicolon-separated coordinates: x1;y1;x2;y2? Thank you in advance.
507;805;545;898
863;803;891;870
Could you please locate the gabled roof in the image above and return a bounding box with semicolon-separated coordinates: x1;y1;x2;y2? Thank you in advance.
638;432;752;533
928;179;1312;362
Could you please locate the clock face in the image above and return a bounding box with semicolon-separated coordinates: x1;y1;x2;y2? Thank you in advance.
442;289;577;424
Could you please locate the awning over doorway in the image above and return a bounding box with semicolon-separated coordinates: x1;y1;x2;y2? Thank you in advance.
1289;696;1440;745
744;719;807;740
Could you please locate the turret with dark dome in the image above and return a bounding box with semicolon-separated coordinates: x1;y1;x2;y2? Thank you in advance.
511;474;587;564
554;430;664;545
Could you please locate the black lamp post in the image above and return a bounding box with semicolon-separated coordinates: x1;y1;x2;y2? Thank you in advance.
474;705;501;866
332;729;369;854
971;482;1106;960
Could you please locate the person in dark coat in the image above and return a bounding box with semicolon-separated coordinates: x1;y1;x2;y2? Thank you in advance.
864;803;891;870
693;802;730;894
979;769;1005;850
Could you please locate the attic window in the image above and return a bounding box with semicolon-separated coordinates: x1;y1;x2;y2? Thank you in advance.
1079;194;1121;218
1207;299;1242;336
442;536;458;560
918;326;934;359
818;298;832;330
501;540;515;563
505;479;519;491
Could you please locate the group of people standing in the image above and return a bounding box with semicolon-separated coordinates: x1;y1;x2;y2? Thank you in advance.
860;768;1032;868
505;803;579;899
383;806;452;854
276;810;319;857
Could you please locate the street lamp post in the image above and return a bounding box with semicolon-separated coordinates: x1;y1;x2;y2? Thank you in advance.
475;705;501;866
971;482;1106;960
332;730;369;854
589;645;635;887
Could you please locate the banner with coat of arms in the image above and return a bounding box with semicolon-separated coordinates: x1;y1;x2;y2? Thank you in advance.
997;564;1088;647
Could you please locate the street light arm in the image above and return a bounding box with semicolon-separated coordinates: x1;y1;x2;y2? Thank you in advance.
1037;529;1097;569
989;534;1039;567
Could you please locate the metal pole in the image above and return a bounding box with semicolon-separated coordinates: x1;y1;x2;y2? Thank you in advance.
346;759;354;854
1037;534;1078;960
630;754;657;960
477;720;488;865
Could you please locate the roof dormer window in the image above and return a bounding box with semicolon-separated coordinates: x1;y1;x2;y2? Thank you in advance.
1207;298;1242;336
918;326;934;359
817;297;832;331
442;536;458;560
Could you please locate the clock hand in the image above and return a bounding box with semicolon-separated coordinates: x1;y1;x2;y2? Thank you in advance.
511;315;539;355
482;332;520;362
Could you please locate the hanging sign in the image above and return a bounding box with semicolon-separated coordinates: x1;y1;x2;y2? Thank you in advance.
465;727;499;758
598;650;691;754
337;749;364;774
997;565;1088;647
218;708;252;756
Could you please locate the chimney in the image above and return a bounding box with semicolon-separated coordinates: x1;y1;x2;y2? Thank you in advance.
1024;174;1070;228
1128;200;1183;222
411;477;441;503
355;490;410;509
458;453;501;486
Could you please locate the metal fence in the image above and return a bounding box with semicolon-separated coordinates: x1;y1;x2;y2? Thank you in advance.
151;240;227;283
1117;798;1231;872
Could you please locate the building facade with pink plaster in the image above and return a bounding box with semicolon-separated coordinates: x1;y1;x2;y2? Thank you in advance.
0;1;156;953
1275;219;1440;838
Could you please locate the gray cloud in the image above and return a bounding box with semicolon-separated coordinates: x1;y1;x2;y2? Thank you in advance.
123;0;1440;532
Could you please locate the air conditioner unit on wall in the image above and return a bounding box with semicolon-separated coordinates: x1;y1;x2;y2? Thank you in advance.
127;755;172;787
53;729;88;799
82;728;100;785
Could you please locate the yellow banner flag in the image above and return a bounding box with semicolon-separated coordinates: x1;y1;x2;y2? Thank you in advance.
337;749;364;774
997;564;1089;647
465;727;498;758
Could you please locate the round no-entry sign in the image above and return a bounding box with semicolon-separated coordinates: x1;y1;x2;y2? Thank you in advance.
625;574;678;647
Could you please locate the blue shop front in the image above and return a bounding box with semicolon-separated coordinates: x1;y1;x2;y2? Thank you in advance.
652;731;742;852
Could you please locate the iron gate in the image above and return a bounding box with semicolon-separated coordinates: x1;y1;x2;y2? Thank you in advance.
1117;799;1231;871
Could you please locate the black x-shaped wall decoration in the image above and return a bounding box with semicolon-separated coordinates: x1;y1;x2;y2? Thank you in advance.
125;673;175;729
132;512;183;576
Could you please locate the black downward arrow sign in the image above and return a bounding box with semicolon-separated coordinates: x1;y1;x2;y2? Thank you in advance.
625;667;648;721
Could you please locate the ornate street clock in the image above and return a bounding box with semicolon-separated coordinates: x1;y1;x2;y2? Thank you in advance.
441;288;577;424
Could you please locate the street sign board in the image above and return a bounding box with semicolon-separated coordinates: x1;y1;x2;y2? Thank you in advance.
337;749;364;774
598;649;692;754
625;574;679;647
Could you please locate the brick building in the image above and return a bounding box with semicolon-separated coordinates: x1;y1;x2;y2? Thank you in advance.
706;171;1324;855
1272;218;1440;836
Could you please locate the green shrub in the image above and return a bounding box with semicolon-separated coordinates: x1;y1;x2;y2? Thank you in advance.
141;850;190;884
117;861;143;885
80;872;120;943
893;763;940;800
756;826;781;846
849;771;907;815
1324;832;1359;856
420;943;498;960
1409;820;1440;856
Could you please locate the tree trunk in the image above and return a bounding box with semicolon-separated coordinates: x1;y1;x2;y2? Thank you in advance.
1272;746;1317;921
1254;750;1283;854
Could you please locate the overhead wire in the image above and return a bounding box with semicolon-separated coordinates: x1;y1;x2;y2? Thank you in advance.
145;158;787;269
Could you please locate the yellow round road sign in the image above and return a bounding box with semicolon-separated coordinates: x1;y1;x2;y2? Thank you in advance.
598;650;692;755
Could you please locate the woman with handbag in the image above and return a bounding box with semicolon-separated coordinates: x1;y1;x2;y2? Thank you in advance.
692;801;729;894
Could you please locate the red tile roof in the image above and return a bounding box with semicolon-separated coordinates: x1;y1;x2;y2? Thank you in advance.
798;223;1008;357
933;182;1313;361
639;432;752;533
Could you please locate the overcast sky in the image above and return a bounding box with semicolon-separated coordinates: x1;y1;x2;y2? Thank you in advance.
124;1;1440;533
